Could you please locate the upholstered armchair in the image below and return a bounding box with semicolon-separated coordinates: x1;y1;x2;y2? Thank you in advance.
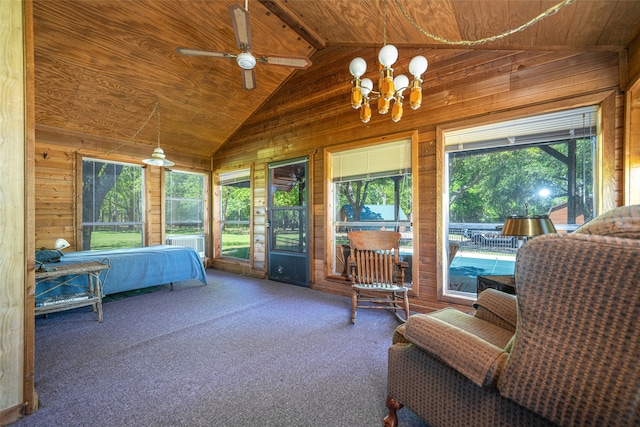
385;205;640;427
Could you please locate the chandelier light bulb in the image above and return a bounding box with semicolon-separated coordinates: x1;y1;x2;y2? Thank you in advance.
393;74;409;95
378;44;398;68
361;78;373;97
349;57;367;78
408;55;428;77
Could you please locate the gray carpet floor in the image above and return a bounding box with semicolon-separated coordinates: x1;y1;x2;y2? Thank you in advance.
14;269;428;427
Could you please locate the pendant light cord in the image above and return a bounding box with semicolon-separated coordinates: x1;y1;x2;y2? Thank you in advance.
106;100;159;155
392;0;574;46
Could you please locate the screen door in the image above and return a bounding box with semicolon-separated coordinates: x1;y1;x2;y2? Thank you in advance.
267;158;309;286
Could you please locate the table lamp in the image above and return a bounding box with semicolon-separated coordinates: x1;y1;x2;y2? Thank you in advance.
502;203;556;247
502;214;556;238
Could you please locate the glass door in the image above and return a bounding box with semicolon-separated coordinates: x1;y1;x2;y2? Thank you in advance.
267;158;309;286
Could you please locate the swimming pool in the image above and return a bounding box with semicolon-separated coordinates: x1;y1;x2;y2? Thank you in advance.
449;254;515;278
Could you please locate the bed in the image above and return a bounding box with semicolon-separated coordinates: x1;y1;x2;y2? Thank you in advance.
37;245;207;296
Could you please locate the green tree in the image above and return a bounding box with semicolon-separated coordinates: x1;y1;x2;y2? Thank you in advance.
82;161;124;250
448;139;594;224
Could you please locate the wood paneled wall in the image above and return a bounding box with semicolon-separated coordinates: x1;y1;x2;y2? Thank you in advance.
1;0;32;423
32;46;628;314
625;34;640;205
32;139;200;251
213;46;625;313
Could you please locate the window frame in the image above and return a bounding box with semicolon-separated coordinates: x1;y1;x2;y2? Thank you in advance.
81;157;145;250
325;131;419;295
216;167;253;261
437;104;607;305
164;169;208;257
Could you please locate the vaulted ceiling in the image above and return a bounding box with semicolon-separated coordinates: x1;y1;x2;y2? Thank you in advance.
33;0;640;162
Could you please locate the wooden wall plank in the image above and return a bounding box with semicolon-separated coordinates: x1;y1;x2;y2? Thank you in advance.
1;0;29;420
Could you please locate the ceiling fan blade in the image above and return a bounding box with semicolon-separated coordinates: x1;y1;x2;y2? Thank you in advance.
176;47;235;59
241;68;256;90
230;3;252;52
258;55;312;70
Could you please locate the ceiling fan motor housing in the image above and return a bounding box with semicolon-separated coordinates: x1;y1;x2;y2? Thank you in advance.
236;52;256;70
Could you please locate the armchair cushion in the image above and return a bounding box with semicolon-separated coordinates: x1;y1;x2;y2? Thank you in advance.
473;288;517;332
574;204;640;238
404;309;512;387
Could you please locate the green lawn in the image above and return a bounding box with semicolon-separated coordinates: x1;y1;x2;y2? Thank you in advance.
221;232;250;259
89;230;251;260
89;231;143;250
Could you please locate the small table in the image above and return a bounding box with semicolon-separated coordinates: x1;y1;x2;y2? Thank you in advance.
477;275;516;296
35;260;110;322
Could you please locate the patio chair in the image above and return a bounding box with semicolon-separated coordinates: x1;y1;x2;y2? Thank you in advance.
347;230;409;323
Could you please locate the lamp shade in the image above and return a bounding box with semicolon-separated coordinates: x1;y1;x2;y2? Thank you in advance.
502;215;556;237
55;238;71;250
143;147;175;167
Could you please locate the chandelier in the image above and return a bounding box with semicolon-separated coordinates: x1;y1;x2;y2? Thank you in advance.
348;0;428;124
348;0;575;124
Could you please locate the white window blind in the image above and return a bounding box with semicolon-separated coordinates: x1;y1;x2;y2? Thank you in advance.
219;168;250;185
445;106;598;152
331;138;411;182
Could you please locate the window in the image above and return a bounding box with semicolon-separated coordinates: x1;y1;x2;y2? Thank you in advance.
329;138;414;285
443;106;598;299
82;158;144;250
219;169;251;260
165;171;207;257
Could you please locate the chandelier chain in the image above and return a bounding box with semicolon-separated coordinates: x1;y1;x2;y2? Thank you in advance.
383;0;387;46
392;0;574;47
157;99;161;147
106;99;160;155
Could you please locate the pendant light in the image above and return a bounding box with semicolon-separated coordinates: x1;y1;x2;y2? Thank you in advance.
142;100;174;167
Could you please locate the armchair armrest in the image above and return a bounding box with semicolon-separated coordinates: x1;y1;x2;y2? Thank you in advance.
404;309;510;388
473;288;517;332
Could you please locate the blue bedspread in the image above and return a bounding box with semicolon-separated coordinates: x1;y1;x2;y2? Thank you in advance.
39;245;207;296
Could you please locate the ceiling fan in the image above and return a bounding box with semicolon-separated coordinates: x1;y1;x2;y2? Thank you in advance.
176;2;312;90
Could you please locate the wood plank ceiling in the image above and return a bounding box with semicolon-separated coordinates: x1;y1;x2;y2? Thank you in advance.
33;0;640;162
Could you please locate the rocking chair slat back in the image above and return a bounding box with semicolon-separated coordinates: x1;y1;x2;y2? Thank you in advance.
348;230;405;287
347;230;409;323
354;248;395;286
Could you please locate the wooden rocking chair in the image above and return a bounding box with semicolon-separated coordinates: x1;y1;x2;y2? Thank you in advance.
347;230;409;324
